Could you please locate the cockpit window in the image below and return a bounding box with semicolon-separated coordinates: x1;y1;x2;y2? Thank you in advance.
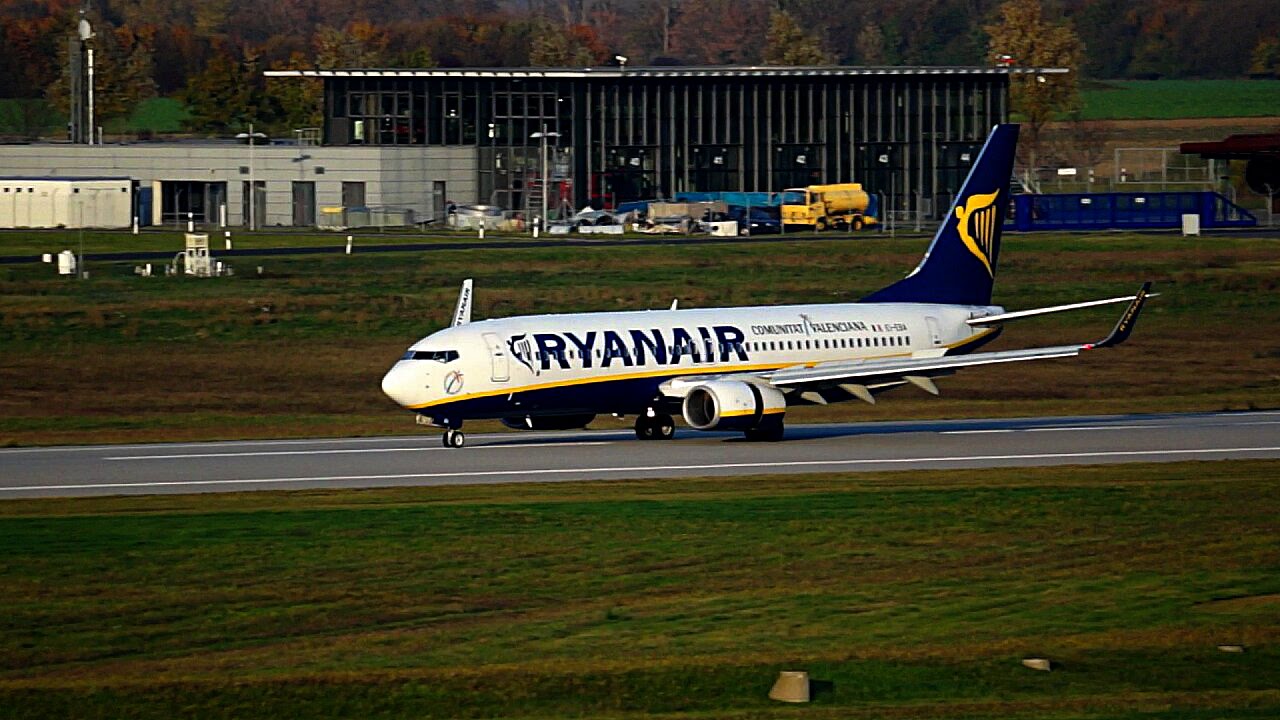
401;349;459;363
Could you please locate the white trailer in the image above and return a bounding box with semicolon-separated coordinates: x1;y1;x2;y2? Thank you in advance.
0;177;132;229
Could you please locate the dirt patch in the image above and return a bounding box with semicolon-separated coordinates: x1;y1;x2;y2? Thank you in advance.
1197;593;1280;612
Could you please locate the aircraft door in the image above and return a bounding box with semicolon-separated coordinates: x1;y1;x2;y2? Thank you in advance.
926;316;942;346
482;332;510;382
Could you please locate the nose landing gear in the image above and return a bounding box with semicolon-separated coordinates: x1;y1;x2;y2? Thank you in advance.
442;428;466;448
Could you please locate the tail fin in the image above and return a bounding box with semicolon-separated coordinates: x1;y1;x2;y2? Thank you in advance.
862;123;1020;306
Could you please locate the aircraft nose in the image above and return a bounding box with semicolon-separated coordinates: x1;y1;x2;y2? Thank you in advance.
381;362;421;407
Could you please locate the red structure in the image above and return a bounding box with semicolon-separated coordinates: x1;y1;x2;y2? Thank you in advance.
1181;133;1280;212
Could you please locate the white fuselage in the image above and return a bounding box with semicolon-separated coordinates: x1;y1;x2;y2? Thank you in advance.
381;300;1001;422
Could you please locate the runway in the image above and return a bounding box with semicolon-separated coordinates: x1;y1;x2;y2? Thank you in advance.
1;410;1278;498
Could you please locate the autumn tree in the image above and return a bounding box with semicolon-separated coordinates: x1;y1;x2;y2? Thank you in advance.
763;9;833;65
529;21;605;66
985;0;1082;183
1249;38;1280;78
181;44;274;133
46;15;158;126
668;0;769;65
265;51;322;132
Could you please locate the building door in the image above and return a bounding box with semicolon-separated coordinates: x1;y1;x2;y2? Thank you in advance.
292;181;316;226
482;332;509;383
241;181;266;229
432;181;446;222
205;183;227;226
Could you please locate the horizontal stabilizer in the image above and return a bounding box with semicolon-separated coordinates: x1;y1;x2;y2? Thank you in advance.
967;290;1156;326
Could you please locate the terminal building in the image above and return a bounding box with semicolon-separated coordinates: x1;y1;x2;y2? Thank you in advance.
0;65;1058;228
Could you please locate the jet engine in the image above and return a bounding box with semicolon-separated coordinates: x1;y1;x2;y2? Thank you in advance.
682;380;786;431
501;413;596;431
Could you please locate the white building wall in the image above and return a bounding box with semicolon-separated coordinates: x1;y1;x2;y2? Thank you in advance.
0;178;132;229
0;144;477;228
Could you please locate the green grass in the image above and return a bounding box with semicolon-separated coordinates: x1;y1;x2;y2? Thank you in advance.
1079;79;1280;120
119;97;191;134
0;99;62;138
1;231;1278;445
1;461;1277;718
0;96;190;138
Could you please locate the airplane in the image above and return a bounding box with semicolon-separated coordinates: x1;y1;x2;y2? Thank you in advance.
381;123;1151;448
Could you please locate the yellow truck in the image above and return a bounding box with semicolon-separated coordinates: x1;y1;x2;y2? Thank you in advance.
780;183;877;231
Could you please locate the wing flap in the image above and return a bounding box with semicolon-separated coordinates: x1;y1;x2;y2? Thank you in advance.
768;344;1084;387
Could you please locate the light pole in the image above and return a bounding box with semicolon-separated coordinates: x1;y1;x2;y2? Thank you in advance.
235;124;267;230
530;124;561;232
78;15;94;145
878;152;895;237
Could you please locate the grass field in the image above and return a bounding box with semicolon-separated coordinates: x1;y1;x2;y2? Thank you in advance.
1;230;1278;445
1079;80;1280;120
0;460;1276;718
0;97;189;138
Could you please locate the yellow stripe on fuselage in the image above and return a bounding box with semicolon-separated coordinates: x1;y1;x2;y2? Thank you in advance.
406;328;1000;411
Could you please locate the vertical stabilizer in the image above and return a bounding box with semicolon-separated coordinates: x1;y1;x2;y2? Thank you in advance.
862;124;1020;306
452;278;473;327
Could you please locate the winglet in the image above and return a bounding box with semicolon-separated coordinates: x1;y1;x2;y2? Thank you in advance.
1088;282;1151;349
452;278;474;327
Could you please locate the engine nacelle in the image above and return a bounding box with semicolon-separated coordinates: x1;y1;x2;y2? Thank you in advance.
501;413;596;431
682;380;786;431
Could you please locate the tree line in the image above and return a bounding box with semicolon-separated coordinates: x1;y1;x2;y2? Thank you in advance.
0;0;1276;135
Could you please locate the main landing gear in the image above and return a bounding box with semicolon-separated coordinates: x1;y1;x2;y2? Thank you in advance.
743;416;785;442
442;428;466;448
635;412;676;441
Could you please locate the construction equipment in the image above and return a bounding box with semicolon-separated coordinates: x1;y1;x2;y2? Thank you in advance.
780;183;877;231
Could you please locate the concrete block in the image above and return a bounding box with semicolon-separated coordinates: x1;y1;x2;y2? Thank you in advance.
1021;657;1053;671
769;670;810;703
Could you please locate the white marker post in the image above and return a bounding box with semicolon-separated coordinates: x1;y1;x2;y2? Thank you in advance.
186;211;194;233
532;216;540;238
479;224;485;239
345;235;353;254
224;230;232;250
131;216;139;235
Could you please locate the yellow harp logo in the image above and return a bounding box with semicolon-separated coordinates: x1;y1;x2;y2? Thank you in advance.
955;190;1001;277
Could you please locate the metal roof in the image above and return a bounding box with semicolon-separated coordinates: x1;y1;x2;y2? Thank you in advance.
0;176;131;181
1180;133;1280;159
265;65;1068;80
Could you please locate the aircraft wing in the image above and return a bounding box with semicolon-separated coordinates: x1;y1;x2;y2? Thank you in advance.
763;282;1151;401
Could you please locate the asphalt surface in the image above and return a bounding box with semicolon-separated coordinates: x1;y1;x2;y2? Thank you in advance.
1;410;1277;499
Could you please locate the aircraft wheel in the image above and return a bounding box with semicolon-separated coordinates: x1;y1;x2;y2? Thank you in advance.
744;417;785;442
443;429;466;448
655;414;676;439
635;417;657;440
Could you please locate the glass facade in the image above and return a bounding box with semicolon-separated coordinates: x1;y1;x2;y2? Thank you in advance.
307;67;1016;219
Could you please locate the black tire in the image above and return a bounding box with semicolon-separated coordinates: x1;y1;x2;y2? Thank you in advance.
744;417;785;442
815;218;827;232
443;429;466;448
656;415;676;439
853;217;864;231
635;418;657;440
